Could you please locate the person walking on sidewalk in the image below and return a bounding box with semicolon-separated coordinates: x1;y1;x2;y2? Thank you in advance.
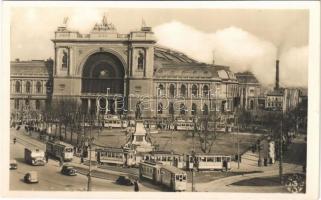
45;152;49;163
134;179;139;192
80;155;84;164
59;157;64;167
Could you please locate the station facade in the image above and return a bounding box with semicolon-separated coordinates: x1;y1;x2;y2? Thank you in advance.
10;18;255;119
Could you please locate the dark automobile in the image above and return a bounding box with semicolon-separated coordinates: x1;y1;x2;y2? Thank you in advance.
61;165;77;176
115;176;134;186
24;171;39;183
10;159;18;170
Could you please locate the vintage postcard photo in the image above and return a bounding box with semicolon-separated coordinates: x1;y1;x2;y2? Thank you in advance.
1;1;320;199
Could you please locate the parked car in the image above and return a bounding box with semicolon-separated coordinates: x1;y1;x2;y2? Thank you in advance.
24;171;39;183
10;159;18;170
61;165;77;176
115;176;133;186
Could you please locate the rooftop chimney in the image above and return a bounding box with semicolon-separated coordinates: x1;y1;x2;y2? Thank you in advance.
275;59;279;90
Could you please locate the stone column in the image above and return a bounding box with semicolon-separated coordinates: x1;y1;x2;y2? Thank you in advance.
114;98;118;114
96;98;100;117
88;98;91;114
105;98;108;115
43;80;46;94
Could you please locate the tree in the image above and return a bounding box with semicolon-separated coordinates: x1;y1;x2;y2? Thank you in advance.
194;109;220;153
236;109;252;130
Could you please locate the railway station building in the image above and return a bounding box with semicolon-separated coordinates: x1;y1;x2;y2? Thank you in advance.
10;17;249;120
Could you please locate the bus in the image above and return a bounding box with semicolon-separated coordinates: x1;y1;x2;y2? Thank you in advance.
24;148;46;166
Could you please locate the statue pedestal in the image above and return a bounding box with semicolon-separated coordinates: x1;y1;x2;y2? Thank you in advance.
126;121;153;153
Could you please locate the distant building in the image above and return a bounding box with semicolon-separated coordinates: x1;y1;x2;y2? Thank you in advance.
10;59;53;120
235;71;263;110
265;89;284;111
265;59;306;113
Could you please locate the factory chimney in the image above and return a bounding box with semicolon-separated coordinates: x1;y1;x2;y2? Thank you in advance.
275;59;280;90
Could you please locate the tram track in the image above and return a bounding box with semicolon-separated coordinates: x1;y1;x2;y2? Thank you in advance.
14;134;45;150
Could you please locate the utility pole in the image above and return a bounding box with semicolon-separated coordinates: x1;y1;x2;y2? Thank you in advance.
191;119;196;192
87;116;93;191
237;116;240;169
192;166;195;192
279;115;283;184
171;127;173;166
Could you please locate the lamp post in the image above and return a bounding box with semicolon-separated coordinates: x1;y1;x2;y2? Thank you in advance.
87;116;95;191
233;113;240;169
279;113;283;184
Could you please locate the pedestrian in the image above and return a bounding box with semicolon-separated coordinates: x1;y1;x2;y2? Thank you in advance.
13;137;16;144
81;155;84;164
59;157;63;167
134;180;139;192
45;152;49;163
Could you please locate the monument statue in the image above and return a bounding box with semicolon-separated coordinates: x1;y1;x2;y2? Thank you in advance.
62;50;68;68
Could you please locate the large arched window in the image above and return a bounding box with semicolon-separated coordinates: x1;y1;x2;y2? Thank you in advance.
191;103;197;115
26;81;31;93
36;81;42;93
192;84;198;97
203;85;209;97
82;52;125;94
203;104;209;115
169;84;175;98
158;103;163;114
158;84;164;96
180;103;186;115
15;81;21;93
180;84;187;97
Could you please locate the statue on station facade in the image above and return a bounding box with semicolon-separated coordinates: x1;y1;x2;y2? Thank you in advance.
62;50;68;69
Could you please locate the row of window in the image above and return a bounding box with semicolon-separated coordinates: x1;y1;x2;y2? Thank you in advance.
13;99;41;110
157;84;210;97
141;166;153;175
157;102;209;115
267;102;282;107
100;152;123;159
13;81;43;94
196;156;231;162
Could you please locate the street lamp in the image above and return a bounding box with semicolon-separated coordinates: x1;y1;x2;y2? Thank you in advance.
86;116;95;191
279;112;283;184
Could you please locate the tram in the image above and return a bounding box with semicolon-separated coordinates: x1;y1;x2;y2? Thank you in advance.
96;147;137;167
104;115;128;128
139;161;187;191
143;151;185;169
186;154;231;171
175;120;194;131
46;141;74;161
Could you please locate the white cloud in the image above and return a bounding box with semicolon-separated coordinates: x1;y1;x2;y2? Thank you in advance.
154;21;308;87
68;8;106;33
279;46;308;87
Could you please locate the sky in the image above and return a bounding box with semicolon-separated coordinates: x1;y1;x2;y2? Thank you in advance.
10;7;309;87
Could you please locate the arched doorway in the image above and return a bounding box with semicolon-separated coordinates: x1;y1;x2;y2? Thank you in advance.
81;52;125;115
82;52;125;94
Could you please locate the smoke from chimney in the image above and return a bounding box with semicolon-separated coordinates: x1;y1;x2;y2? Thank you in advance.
275;59;280;90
